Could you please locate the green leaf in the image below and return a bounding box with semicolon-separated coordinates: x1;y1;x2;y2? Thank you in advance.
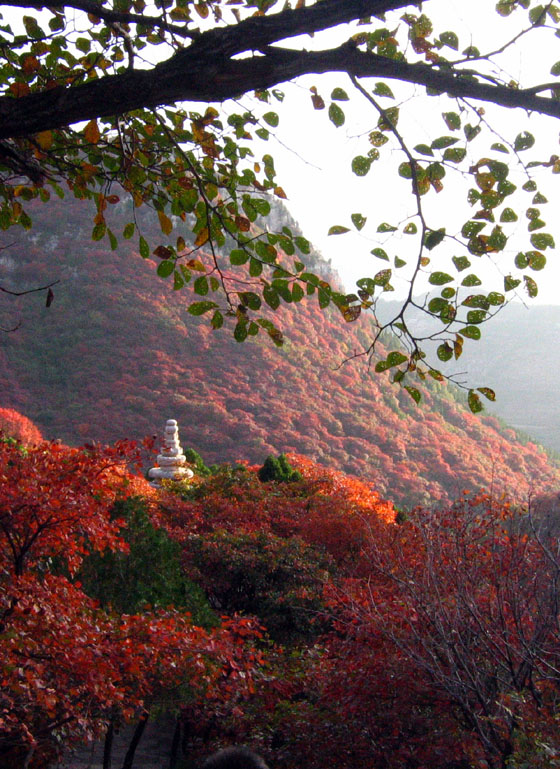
405;386;422;404
439;31;459;49
496;1;515;16
514;131;535;151
230;249;249;265
318;287;330;309
487;292;505;305
188;301;218;316
414;144;434;156
351;213;367;231
488;226;507;251
234;321;248;343
194;275;209;295
211;310;224;329
442;111;461;130
295;236;310;254
424;228;446;250
378;107;399;131
462;220;485;238
529;5;546;25
371;247;389;261
432;136;459;150
249;257;263;277
373;82;394;98
108;229;118;251
528;251;547;270
515;252;529;269
460;325;481;340
464;124;481;142
386;351;408;368
491;142;509;153
428;297;448;314
351;156;372;176
139;236;149;259
437;343;453;362
263;285;280;309
329;103;345;127
291;282;305;302
524;275;538;297
239;291;261;310
462;45;480;57
467;310;486;324
377;222;398;233
504;275;521;292
331;87;349;100
398;162;413;178
328;225;350;236
462;274;482;287
478;387;496;402
374;268;392;286
173;270;184;290
530;232;555;250
429;271;453;285
452;255;471;272
369;131;389;147
123;222;135;239
500;207;518;222
403;222;417;234
263;111;279;127
157;260;175;278
92;223;106;242
468;390;483;413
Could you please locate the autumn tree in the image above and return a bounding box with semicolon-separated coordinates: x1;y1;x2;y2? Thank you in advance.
320;495;560;769
2;1;560;403
0;440;265;768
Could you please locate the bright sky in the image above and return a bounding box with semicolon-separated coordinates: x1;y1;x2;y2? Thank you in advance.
4;0;560;305
252;0;560;305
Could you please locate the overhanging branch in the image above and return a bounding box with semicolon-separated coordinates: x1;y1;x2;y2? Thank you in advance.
1;42;560;140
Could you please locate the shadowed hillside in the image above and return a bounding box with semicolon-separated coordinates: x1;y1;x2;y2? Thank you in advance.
1;197;558;508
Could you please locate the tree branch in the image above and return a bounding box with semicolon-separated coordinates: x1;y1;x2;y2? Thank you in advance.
2;0;194;37
2;39;560;141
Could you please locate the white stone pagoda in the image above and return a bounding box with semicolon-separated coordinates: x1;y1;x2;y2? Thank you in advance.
148;418;194;485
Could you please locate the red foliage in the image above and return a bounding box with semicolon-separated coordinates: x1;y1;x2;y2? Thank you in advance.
0;440;264;767
159;454;393;573
294;496;560;769
2;197;559;509
0;407;42;445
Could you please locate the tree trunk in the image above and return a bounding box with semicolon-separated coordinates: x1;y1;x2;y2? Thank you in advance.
103;719;115;769
121;710;149;769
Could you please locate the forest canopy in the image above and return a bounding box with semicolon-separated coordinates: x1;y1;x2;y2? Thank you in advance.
1;0;560;408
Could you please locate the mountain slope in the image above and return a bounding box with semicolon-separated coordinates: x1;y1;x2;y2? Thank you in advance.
1;196;558;509
377;300;560;454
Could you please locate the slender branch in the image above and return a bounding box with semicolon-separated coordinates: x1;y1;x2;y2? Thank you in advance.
2;0;195;38
0;279;59;296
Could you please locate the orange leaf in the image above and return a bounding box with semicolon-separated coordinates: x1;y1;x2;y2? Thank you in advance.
9;82;30;98
157;210;173;235
36;130;53;150
194;227;209;247
84;119;100;145
274;186;287;199
235;216;251;233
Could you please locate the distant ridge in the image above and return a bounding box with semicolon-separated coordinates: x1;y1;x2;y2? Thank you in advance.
1;196;558;509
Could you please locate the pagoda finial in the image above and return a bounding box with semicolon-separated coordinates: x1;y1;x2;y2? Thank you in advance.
148;419;194;485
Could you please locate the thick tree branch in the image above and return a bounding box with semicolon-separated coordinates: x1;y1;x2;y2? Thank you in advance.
1;41;560;140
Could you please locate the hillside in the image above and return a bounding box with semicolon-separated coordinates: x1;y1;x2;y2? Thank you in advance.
1;196;559;509
377;300;560;454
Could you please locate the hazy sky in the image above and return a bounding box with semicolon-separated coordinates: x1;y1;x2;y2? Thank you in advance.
253;1;560;305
